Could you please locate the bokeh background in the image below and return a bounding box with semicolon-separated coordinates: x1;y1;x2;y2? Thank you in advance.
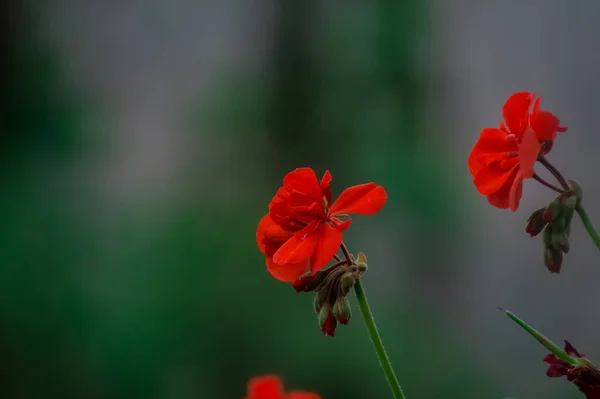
2;1;599;398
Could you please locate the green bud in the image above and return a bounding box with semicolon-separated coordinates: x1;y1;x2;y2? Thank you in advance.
551;214;568;234
543;198;563;223
551;231;570;253
356;252;368;273
542;225;553;247
318;303;331;328
564;195;578;212
526;207;547;237
332;297;352;325
544;246;563;274
339;272;356;296
292;272;326;293
313;290;328;314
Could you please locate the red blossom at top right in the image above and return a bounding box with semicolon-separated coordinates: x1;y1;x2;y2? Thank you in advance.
468;92;567;211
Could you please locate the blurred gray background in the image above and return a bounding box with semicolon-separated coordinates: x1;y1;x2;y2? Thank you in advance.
1;1;599;398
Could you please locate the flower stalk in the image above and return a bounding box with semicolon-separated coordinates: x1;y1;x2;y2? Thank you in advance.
502;308;576;365
355;278;406;399
337;242;406;399
576;205;600;251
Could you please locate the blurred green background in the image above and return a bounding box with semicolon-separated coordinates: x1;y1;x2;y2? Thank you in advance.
1;1;598;398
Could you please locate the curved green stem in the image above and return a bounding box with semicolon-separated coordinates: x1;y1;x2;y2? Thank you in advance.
354;279;406;399
576;204;600;251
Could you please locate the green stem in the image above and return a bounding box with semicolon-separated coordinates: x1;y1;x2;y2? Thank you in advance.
503;309;577;365
576;204;600;251
354;279;406;399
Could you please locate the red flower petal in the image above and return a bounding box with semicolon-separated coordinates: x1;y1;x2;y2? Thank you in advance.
257;214;295;256
283;168;321;202
564;340;584;358
272;224;319;265
531;110;564;142
247;375;284;399
286;392;322;399
329;183;387;215
502;92;534;136
508;171;524;212
473;157;519;195
256;213;273;253
544;354;569;377
468;128;518;177
320;170;333;206
531;97;541;120
486;165;521;210
309;223;342;274
257;214;291;253
330;217;352;232
519;126;540;179
321;311;337;336
266;256;309;282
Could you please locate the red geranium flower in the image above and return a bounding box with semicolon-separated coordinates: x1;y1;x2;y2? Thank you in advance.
544;341;600;399
246;375;321;399
468;92;567;211
256;168;386;282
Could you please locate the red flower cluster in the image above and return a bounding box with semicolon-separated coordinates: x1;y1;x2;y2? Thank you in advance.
545;341;600;399
246;375;321;399
256;168;386;282
468;92;567;211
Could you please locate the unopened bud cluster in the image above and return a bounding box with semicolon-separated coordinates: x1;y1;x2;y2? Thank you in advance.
526;181;582;273
292;252;369;336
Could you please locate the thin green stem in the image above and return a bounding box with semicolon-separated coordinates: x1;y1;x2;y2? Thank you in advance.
502;308;577;365
354;279;406;399
576;204;600;251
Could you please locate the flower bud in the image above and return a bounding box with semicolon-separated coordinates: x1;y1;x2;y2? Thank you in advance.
313;290;327;314
339;272;356;296
551;214;569;234
564;195;578;212
292;274;321;293
568;180;583;204
355;252;368;273
292;267;337;293
543;198;563;223
526;208;547;237
318;304;337;337
551;231;570;254
332;297;352;325
542;225;553;248
544;246;563;274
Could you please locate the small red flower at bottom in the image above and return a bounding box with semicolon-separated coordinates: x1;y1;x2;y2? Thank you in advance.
246;375;321;399
544;341;600;399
